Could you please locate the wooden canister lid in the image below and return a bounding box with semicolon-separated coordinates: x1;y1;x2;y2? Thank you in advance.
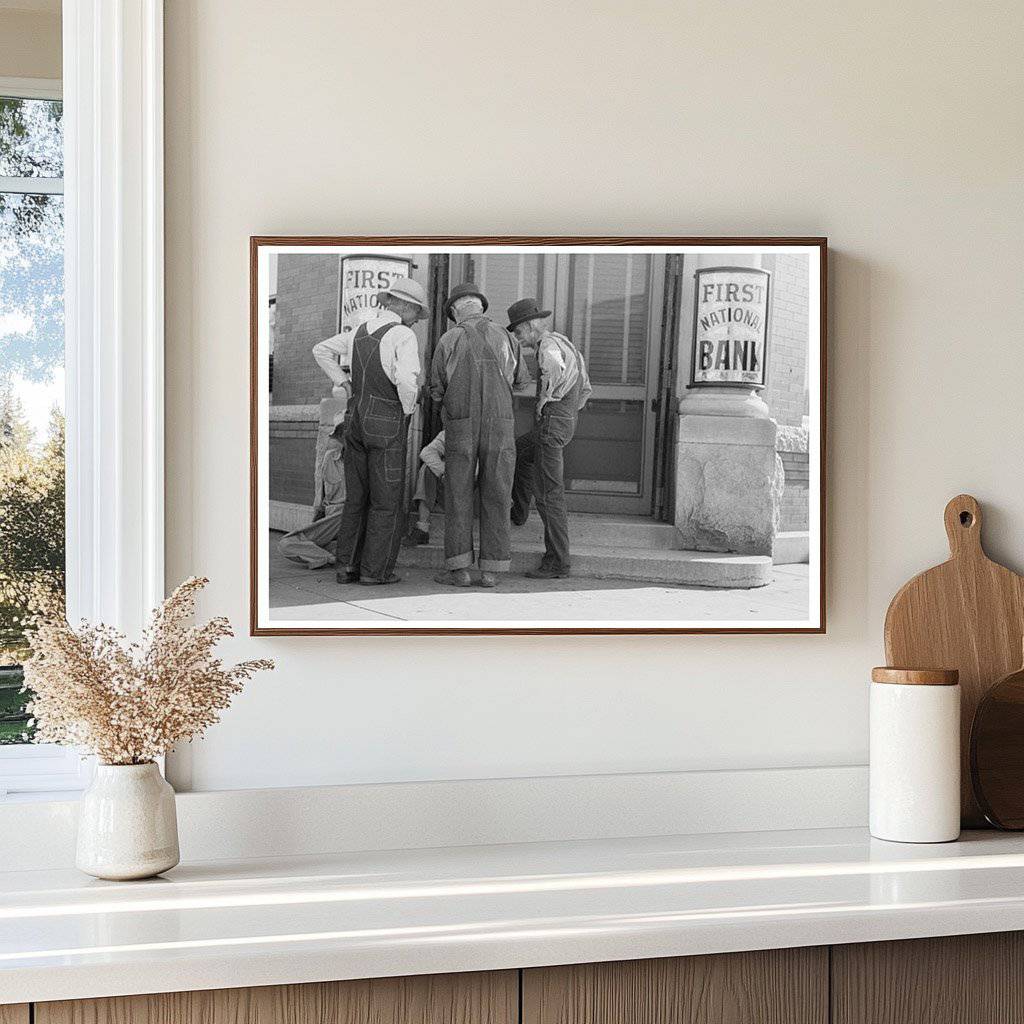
871;667;960;686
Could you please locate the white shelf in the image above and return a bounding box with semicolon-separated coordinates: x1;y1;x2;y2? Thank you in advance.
4;826;1024;1004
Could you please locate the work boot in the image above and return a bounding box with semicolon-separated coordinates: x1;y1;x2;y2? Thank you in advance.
478;572;498;588
336;569;361;584
434;568;473;588
525;563;570;580
404;526;430;547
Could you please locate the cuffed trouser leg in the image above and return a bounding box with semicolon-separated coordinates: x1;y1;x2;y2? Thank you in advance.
411;463;431;505
477;440;516;572
278;535;335;569
334;435;369;572
278;511;345;569
412;467;439;530
443;442;476;571
359;438;407;581
533;439;570;569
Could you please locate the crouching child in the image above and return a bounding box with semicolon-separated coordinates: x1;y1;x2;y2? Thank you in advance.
407;430;445;545
278;423;346;569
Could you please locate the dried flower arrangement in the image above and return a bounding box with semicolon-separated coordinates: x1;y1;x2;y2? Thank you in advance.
22;577;273;765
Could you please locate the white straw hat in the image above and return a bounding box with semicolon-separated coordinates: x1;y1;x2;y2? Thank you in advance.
381;276;428;310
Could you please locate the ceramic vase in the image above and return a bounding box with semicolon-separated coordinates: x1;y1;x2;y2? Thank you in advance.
76;762;180;880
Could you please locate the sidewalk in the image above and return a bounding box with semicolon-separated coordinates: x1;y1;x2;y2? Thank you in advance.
268;532;810;624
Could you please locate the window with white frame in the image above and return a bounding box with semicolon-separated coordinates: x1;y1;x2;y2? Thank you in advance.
0;77;87;799
0;2;166;799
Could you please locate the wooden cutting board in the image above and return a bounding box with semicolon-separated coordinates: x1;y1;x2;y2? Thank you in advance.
884;494;1024;827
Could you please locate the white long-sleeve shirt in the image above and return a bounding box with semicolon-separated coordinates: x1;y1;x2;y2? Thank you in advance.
312;310;421;415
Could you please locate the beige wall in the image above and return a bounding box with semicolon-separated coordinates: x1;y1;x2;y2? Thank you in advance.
164;0;1024;791
0;5;60;80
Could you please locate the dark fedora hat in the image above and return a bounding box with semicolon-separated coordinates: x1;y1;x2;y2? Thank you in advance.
507;298;552;331
445;282;488;321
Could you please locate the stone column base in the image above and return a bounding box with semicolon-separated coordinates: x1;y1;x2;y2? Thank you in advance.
674;413;782;556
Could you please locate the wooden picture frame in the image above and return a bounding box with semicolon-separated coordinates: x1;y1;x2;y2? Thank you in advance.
250;236;827;636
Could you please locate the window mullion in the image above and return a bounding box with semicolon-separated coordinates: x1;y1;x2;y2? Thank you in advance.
64;0;165;632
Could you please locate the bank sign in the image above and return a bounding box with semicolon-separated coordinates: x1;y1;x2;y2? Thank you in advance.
690;266;771;388
338;255;414;337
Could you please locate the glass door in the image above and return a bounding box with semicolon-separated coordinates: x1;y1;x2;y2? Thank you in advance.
452;251;664;516
560;253;663;514
455;252;551;332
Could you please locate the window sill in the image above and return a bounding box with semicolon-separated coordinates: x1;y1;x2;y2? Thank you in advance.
0;744;93;800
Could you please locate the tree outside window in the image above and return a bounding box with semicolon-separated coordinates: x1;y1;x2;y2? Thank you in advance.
0;92;65;745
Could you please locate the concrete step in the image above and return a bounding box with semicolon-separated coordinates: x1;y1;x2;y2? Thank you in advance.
399;536;772;589
425;511;684;550
773;530;810;565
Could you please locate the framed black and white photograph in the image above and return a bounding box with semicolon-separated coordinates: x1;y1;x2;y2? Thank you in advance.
250;237;826;635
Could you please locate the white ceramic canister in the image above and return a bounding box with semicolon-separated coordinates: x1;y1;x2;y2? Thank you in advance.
76;762;180;880
870;667;961;843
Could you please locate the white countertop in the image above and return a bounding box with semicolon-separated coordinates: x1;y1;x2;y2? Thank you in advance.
4;826;1024;1004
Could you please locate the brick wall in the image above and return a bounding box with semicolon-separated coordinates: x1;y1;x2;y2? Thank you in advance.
779;450;809;531
272;253;341;406
270;420;319;505
760;253;809;429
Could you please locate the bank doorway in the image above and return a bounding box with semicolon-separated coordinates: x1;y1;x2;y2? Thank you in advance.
452;252;668;516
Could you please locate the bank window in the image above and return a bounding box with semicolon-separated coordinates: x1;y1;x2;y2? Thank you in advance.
0;86;79;798
463;253;544;322
570;254;651;385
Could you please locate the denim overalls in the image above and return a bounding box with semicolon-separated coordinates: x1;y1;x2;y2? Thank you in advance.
431;314;521;573
334;321;409;582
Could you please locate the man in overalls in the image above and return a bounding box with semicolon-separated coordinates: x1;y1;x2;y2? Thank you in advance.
430;283;530;588
507;298;592;579
327;277;427;585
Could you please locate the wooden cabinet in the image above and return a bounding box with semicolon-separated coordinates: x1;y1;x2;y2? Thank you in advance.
16;932;1024;1024
34;971;517;1024
522;948;828;1024
833;932;1024;1024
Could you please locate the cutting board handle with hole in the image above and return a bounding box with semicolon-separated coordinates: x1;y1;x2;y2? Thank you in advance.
884;494;1024;828
943;494;983;558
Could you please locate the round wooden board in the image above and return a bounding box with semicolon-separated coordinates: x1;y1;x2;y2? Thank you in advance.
971;665;1024;829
